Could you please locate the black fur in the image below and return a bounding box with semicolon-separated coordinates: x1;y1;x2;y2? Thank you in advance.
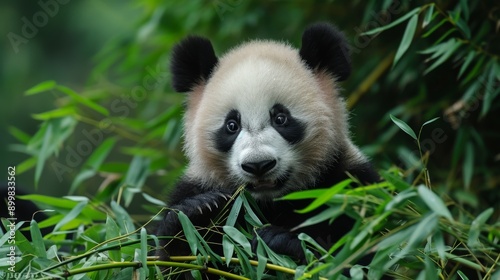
213;109;241;153
270;104;306;145
156;180;232;260
170;36;219;92
157;158;379;262
299;23;351;81
158;23;378;278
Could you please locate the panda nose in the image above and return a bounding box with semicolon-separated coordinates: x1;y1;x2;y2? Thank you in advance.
241;160;276;177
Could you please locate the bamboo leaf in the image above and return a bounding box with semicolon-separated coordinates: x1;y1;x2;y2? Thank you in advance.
177;211;198;255
361;7;421;35
223;225;252;255
56;85;109;116
463;142;474;189
297;179;352;213
456;18;471;39
422;5;435;28
393;14;418;67
424;39;461;74
422;18;447;38
458;51;476;78
30;219;47;258
222;235;235;266
292;205;343;230
8;126;31;144
422;117;440;128
25;80;57;95
54;200;88;231
467;207;493;247
459;0;470;21
417;185;453;221
390;114;417;140
32;107;77;120
35;121;53;187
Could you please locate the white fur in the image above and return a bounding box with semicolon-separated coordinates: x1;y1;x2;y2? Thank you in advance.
182;40;367;199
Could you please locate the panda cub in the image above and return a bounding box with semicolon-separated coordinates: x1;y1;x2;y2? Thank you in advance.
157;23;379;264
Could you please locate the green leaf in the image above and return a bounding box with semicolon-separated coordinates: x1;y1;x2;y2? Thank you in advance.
111;200;136;234
458;51;476;78
177;211;198;255
122;156;151;207
8;126;31;144
19;194;105;220
54;200;88;231
385;189;417;211
16;157;37;175
455;18;471;39
292;205;343;231
56;85;109;116
463;142;474;189
457;270;470;280
481;62;498;118
87;137;117;170
30;219;47;258
226;195;243;227
385;213;438;270
393;14;418;67
35;120;53;187
390;114;417;140
223;226;252;255
297;179;352;213
433;231;446;260
417;185;453;221
459;0;470;21
361;7;421;35
424;39;461;75
467;207;493;247
69;169;95;195
25;80;57;95
281;188;326;200
381;170;412;191
422;18;447;38
105;216;121;261
422;5;435;28
421;117;440;128
32;107;77;120
222;235;235;266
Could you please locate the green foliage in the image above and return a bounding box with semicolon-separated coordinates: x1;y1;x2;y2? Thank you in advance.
2;0;499;279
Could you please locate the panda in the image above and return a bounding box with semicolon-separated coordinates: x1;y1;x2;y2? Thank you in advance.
156;22;379;273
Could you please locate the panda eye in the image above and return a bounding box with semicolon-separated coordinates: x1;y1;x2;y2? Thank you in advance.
274;113;288;126
226;120;239;133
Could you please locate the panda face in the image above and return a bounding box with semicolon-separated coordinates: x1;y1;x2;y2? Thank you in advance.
214;103;304;199
183;41;350;199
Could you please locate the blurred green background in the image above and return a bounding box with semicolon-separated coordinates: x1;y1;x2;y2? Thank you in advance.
1;0;499;215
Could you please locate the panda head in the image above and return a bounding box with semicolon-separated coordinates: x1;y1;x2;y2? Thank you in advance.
171;23;358;200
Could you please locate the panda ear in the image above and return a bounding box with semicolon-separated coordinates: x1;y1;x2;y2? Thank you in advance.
170;36;219;92
299;23;351;81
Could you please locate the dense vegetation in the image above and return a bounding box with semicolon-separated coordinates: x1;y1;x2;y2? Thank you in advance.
1;1;499;279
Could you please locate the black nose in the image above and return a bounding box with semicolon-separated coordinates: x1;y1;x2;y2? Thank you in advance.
241;160;277;177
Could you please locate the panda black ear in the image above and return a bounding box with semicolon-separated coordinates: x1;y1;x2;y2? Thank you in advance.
170;36;219;92
299;23;351;81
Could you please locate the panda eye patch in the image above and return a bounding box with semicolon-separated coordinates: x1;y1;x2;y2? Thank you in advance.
226;120;239;133
270;103;305;144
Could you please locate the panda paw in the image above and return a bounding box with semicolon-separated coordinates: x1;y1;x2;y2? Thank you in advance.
252;225;305;262
157;191;232;258
164;191;232;228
